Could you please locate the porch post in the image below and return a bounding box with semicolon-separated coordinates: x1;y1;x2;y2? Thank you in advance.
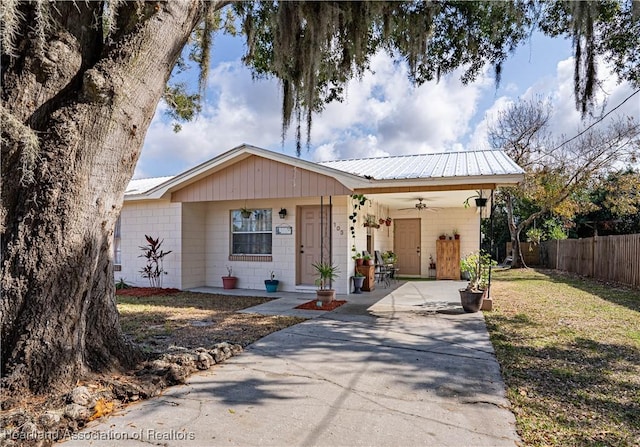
487;189;495;299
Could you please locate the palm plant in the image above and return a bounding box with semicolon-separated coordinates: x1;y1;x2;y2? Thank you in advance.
312;261;340;290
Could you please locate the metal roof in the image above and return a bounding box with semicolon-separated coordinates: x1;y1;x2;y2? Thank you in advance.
124;148;524;199
318;150;524;180
125;176;174;195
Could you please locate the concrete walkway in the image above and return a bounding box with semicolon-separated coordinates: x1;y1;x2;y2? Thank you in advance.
63;281;520;446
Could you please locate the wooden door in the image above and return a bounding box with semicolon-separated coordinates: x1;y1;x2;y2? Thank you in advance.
394;218;421;276
436;239;460;279
297;205;331;285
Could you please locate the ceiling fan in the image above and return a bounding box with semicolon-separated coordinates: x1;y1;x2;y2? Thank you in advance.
398;198;439;212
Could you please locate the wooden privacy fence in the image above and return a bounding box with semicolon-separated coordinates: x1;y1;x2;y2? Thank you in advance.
506;242;540;265
540;234;640;288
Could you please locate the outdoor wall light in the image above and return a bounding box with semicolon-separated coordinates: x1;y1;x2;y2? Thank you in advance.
279;208;287;219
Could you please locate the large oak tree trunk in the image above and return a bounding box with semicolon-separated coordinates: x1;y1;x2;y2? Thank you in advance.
1;1;202;394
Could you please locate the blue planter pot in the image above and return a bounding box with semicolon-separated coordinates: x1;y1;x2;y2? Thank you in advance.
265;280;279;292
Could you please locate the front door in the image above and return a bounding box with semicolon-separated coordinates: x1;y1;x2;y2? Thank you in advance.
395;218;421;276
297;205;331;285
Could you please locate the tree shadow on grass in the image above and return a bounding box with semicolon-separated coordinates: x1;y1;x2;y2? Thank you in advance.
494;268;640;314
492;334;640;446
551;274;640;314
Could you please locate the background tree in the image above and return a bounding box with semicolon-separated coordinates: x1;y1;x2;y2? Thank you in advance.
1;1;639;395
573;169;640;236
488;98;640;267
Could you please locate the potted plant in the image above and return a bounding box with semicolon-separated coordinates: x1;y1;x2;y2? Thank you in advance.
381;251;397;265
429;254;436;270
438;233;446;240
312;261;340;303
351;270;365;294
352;251;364;266
264;271;279;292
222;266;237;289
385;217;392;226
459;252;496;312
453;229;460;240
362;254;374;266
363;215;380;229
463;191;488;209
240;207;252;219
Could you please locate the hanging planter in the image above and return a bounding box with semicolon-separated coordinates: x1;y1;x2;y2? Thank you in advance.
385;217;392;226
240;207;252;219
363;214;377;228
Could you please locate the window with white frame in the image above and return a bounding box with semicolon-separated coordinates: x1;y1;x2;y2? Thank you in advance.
231;209;272;255
114;215;122;270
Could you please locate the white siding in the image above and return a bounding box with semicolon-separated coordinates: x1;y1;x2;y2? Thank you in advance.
115;201;182;289
390;206;480;277
115;195;480;291
204;196;351;294
182;203;207;289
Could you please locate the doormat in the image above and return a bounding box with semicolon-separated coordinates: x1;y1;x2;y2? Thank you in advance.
295;300;347;311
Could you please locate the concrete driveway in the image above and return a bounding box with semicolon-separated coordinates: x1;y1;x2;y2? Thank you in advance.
63;281;520;446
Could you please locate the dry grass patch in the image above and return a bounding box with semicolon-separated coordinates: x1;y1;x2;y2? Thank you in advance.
117;291;306;351
486;269;640;446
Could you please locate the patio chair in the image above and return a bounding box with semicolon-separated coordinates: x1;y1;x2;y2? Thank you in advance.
374;250;391;287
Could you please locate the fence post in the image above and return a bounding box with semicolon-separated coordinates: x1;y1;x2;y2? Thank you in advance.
591;235;596;278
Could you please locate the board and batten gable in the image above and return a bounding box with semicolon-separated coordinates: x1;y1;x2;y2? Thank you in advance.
171;155;353;202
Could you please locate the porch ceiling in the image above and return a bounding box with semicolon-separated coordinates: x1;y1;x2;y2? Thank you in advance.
371;189;489;211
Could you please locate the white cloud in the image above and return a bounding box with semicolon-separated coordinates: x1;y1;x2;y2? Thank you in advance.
307;52;493;160
468;96;514;150
137;46;639;180
468;56;639;151
137;61;284;178
138;52;495;178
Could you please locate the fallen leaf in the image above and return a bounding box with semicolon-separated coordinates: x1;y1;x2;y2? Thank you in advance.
89;398;115;421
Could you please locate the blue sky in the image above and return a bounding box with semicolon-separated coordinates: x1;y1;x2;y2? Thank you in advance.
135;31;638;179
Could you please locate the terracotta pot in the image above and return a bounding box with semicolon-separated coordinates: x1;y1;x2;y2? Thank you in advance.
356;258;364;266
454;234;460;240
316;289;336;304
459;289;484;313
222;276;237;289
439;235;446;240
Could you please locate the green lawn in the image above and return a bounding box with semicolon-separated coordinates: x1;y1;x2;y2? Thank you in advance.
486;269;640;446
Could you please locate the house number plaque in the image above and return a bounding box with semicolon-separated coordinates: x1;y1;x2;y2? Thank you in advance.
276;225;293;235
